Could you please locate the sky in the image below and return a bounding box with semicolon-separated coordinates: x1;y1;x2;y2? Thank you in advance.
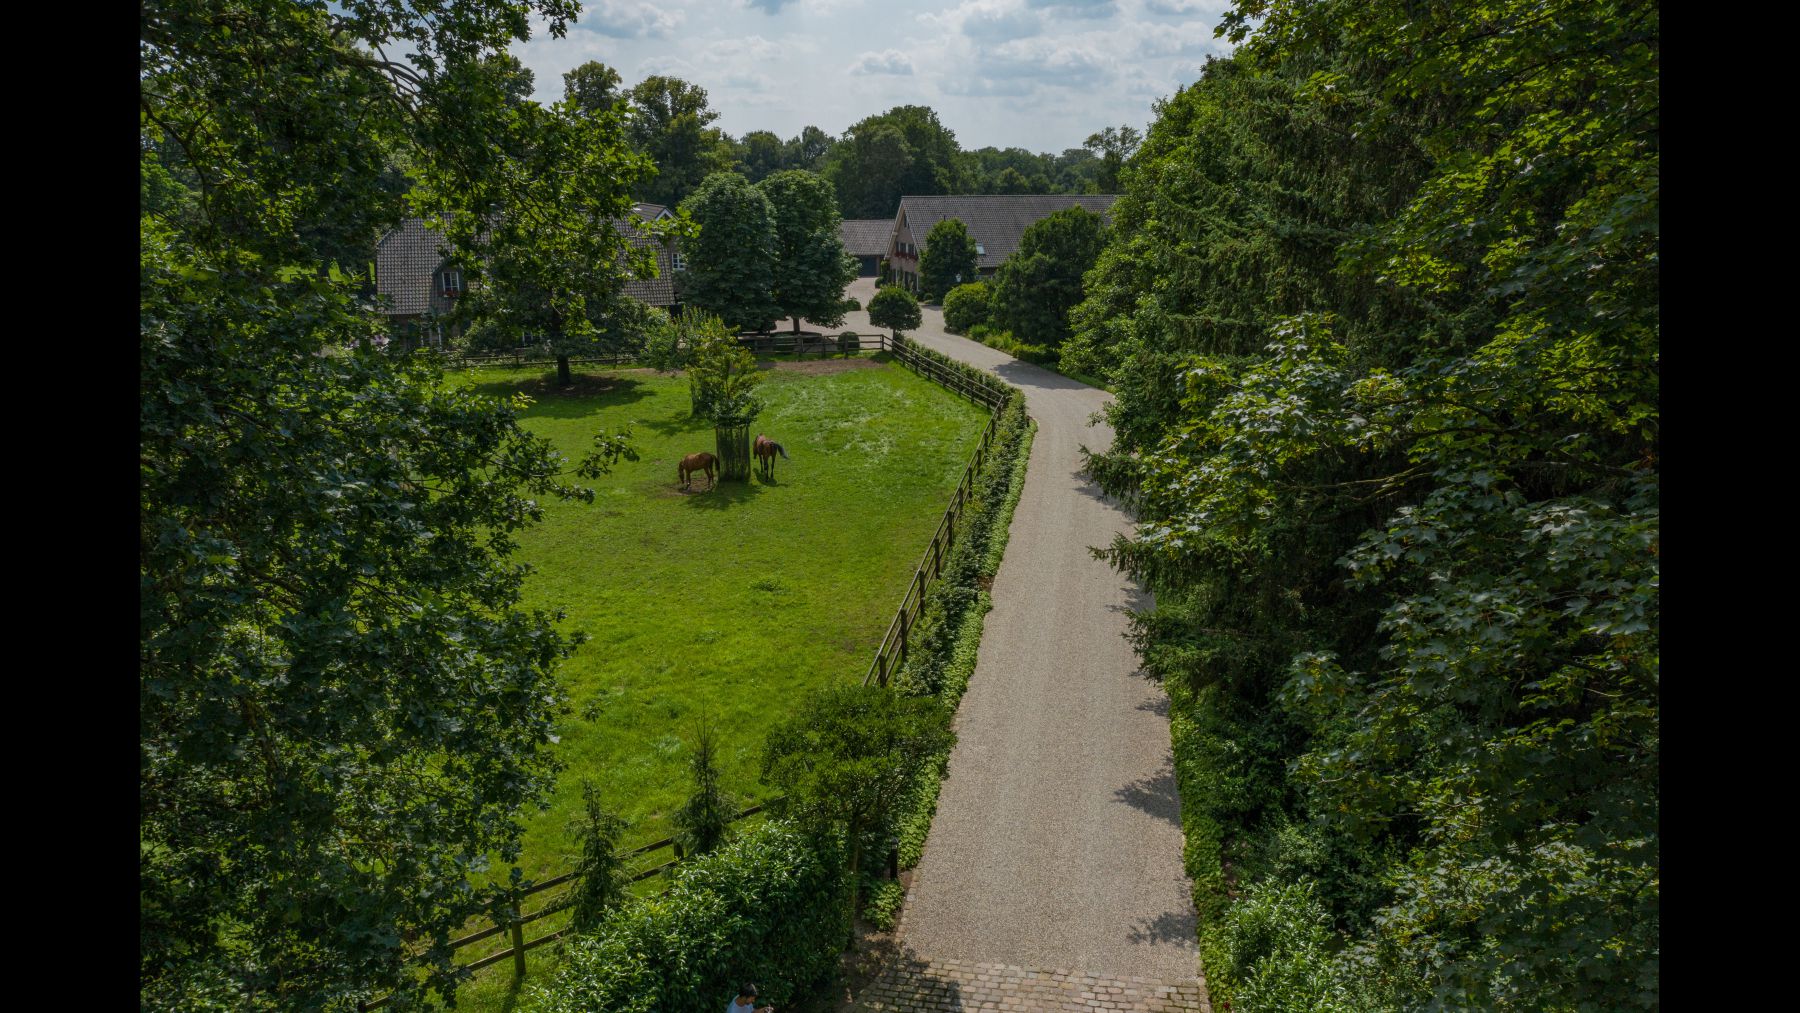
511;0;1237;155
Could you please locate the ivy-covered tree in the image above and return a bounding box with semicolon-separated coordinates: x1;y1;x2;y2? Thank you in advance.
758;170;859;332
685;312;763;480
140;3;641;1007
918;218;978;303
990;206;1105;348
867;284;922;337
677;172;780;333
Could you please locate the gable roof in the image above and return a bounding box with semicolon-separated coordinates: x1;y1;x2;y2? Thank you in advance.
839;219;893;257
375;212;678;314
895;194;1119;270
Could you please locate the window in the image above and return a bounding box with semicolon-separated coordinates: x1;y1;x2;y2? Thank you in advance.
974;243;984;256
440;269;462;297
672;250;686;272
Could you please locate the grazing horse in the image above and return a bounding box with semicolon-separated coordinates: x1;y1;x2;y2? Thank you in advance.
678;451;718;491
753;434;789;478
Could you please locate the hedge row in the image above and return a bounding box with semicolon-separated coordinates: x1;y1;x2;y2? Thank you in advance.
525;821;852;1013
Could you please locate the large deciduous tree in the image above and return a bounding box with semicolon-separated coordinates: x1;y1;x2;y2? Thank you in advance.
918;218;978;303
1083;125;1141;193
990;206;1105;347
626;75;735;207
140;2;640;1008
825;105;965;218
428;95;667;387
562;59;623;114
677;172;780;333
758;169;859;331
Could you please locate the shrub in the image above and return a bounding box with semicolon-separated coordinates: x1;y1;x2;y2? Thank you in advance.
566;782;633;934
867;285;922;334
671;718;736;858
527;821;851;1013
941;281;992;333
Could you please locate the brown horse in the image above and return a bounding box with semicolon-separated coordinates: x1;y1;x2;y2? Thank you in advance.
678;451;718;491
753;434;789;478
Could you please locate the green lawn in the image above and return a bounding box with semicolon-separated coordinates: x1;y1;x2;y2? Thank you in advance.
438;356;986;1009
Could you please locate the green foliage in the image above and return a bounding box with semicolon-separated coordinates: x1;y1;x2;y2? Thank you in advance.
626;75;736;208
761;686;953;883
684;312;762;427
527;821;852;1013
861;877;906;932
990;206;1106;348
758;169;859;329
677;172;780;333
671;718;737;858
563;60;623;115
826;105;967;218
139;2;640;1007
567;783;632;934
866;285;922;334
965;325;1057;368
638;309;689;373
918;218;978;302
941;281;992;333
1076;1;1659;1008
1083;125;1142;193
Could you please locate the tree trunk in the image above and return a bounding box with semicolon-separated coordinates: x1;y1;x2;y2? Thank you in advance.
716;424;751;481
557;355;572;387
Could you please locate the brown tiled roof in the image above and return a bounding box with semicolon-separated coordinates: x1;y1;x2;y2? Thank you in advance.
839;219;894;257
895;194;1119;270
375;212;679;314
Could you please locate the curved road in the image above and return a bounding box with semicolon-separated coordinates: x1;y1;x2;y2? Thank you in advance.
820;280;1205;1011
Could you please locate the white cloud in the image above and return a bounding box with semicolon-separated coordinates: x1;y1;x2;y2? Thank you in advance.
850;50;916;75
1027;0;1119;18
583;0;685;38
922;0;1044;43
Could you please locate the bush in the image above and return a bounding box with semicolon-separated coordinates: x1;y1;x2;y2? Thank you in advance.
838;331;862;355
941;281;992;333
1217;880;1385;1012
527;821;851;1013
861;877;905;932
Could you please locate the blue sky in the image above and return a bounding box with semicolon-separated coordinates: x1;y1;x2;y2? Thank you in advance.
511;0;1235;154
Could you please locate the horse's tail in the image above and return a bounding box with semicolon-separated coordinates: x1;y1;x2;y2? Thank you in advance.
775;441;789;460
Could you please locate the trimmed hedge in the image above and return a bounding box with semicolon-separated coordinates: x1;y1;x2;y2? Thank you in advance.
941;281;992;334
525;821;851;1013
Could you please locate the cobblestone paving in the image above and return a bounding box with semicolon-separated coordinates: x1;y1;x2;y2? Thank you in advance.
852;955;1211;1013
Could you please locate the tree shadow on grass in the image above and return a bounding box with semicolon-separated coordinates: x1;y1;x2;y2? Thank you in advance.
680;477;765;510
464;373;654;419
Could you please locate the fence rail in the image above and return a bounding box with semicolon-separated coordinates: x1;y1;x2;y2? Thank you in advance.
362;328;1016;1009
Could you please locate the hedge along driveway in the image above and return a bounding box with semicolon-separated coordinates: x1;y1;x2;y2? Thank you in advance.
446;360;989;884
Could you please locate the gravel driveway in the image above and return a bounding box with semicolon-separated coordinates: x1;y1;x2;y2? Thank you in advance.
817;280;1202;989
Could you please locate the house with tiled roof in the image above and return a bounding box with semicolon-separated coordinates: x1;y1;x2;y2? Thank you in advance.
884;194;1118;296
374;203;681;344
838;219;893;277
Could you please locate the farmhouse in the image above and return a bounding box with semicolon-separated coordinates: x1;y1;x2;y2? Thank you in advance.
374;202;681;344
884;194;1118;295
838;219;892;277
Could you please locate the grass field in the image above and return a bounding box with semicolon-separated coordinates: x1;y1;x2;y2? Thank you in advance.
440;355;987;1009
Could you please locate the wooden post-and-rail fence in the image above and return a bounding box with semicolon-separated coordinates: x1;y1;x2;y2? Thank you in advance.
363;331;1012;1009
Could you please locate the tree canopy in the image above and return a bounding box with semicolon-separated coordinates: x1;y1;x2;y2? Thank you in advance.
918;218;978;303
677;172;780;333
1069;0;1659;1007
990;206;1105;347
826;105;966;218
626;75;735;207
758;169;859;331
867;285;922;335
140;2;640;1007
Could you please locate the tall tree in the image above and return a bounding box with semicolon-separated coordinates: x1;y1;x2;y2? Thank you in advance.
990;206;1105;346
677;171;780;333
789;124;835;171
626;75;735;207
825;105;965;218
758;169;859;331
918;218;978;302
140;3;637;1007
562;59;623;114
1083;125;1141;192
734;129;788;182
429;94;667;387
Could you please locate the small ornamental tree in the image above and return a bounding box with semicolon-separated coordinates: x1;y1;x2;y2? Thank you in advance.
566;781;632;934
918;218;977;302
990;206;1105;348
758;170;859;332
686;312;762;479
941;281;992;334
761;686;953;926
867;284;922;337
671;717;737;858
677;172;780;334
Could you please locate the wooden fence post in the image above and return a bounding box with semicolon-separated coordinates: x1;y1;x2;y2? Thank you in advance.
510;903;526;978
